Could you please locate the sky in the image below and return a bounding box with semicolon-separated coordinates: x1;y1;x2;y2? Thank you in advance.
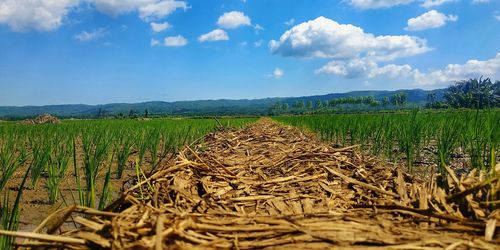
0;0;499;106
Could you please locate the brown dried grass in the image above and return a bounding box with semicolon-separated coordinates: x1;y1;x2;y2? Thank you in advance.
20;114;60;125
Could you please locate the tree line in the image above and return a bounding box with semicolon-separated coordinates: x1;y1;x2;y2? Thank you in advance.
269;92;408;114
427;77;500;109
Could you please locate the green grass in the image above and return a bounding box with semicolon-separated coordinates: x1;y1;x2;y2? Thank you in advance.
0;117;256;213
275;109;500;174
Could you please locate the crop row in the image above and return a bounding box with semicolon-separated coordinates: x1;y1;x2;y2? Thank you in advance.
275;109;499;175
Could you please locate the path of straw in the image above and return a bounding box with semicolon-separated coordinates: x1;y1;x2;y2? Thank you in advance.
8;118;500;249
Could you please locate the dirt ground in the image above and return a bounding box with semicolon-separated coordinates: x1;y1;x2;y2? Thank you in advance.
9;118;500;249
6;151;170;232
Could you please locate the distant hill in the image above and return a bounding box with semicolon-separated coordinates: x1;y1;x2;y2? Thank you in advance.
0;88;445;119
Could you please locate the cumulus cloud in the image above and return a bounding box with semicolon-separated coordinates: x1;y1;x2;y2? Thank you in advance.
472;0;490;3
317;58;418;81
164;35;187;46
254;39;263;47
0;0;80;31
254;24;264;32
420;53;500;84
347;0;415;9
421;0;455;8
317;53;500;86
347;0;459;9
0;0;188;32
269;16;430;62
92;0;188;20
150;38;160;46
217;11;251;29
285;18;295;26
150;22;171;32
138;0;188;21
198;29;229;42
405;10;457;31
271;68;284;79
74;28;107;41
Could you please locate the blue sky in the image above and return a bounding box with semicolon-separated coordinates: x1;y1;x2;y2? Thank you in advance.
0;0;499;106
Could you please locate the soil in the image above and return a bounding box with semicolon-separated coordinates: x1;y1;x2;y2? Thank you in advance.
6;150;172;232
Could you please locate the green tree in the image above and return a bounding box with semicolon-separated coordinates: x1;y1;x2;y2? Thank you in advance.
382;97;390;106
443;77;499;108
390;92;407;106
306;101;313;110
314;100;323;109
298;100;305;109
282;103;289;111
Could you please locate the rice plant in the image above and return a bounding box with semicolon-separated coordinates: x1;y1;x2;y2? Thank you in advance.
0;163;31;250
114;130;133;179
46;134;72;203
29;134;52;187
436;117;460;175
0;116;257;214
0;136;27;190
81;129;111;208
275;109;500;175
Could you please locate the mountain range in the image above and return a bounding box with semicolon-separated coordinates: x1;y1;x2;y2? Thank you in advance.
0;88;444;119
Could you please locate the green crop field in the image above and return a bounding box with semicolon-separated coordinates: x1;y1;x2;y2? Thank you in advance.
275;109;500;175
0;117;256;247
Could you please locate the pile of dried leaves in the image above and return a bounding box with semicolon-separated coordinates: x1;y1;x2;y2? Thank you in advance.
8;118;499;249
20;114;60;125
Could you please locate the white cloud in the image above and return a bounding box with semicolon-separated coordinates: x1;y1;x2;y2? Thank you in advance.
74;28;107;41
420;53;500;84
151;38;160;46
495;15;500;21
421;0;455;8
92;0;148;16
92;0;188;20
198;29;229;42
269;16;430;62
348;0;415;9
0;0;80;31
316;58;378;78
254;24;264;32
317;59;418;80
285;18;295;26
405;10;457;31
150;22;171;32
0;0;188;32
217;11;251;29
164;35;187;46
317;53;500;86
138;0;188;21
271;68;284;79
254;39;263;47
348;0;459;9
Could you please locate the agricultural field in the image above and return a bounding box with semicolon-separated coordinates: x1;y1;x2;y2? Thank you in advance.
0;111;498;248
0;117;256;240
1;0;499;248
275;109;500;175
